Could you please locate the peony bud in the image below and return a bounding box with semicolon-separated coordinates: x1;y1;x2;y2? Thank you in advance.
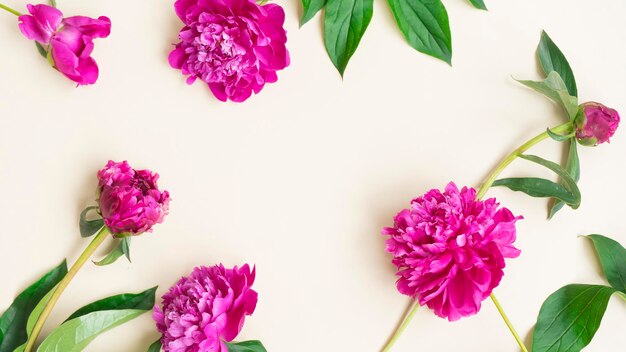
575;102;620;146
97;160;170;236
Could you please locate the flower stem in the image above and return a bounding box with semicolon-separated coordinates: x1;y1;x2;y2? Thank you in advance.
0;3;21;16
380;299;419;352
490;293;529;352
475;121;574;200
24;226;110;352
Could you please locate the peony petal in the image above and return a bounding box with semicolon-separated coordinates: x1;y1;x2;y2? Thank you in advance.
18;4;63;44
62;16;111;38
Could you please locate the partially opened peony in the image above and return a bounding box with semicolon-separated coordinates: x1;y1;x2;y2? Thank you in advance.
153;264;258;352
17;3;111;85
169;0;289;102
97;160;170;236
383;182;522;321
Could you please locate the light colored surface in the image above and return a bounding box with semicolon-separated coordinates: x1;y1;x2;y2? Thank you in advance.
1;0;625;351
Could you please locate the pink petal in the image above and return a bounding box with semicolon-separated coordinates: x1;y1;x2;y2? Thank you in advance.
18;4;63;44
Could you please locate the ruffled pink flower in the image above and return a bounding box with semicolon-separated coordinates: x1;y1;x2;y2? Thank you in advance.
169;0;289;102
17;4;111;85
153;264;258;352
97;160;170;236
383;182;522;321
575;102;620;146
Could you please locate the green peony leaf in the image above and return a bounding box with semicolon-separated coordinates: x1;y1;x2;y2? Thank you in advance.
467;0;487;10
300;0;326;26
147;339;162;352
587;235;626;293
65;286;156;322
537;31;577;97
323;0;374;76
492;177;578;207
387;0;452;64
519;154;581;209
546;128;573;142
34;43;47;59
532;284;615;352
517;71;579;120
79;206;104;238
93;237;131;266
226;340;268;352
0;261;67;352
548;141;579;218
36;309;147;352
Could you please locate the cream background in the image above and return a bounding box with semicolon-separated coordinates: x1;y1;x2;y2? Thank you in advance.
1;0;625;351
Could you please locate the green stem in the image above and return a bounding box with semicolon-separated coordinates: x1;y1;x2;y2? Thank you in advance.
490;293;528;352
475;121;573;200
24;226;110;352
380;299;419;352
0;3;21;16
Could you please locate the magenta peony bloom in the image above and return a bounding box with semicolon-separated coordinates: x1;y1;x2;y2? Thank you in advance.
383;182;522;321
575;102;620;146
97;160;170;236
153;264;258;352
17;4;110;85
169;0;289;102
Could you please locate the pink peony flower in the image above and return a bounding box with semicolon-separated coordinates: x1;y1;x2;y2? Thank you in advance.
382;182;522;321
575;102;620;146
169;0;289;102
153;264;258;352
17;3;110;85
97;160;170;236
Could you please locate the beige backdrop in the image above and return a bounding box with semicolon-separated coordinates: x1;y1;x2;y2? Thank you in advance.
1;0;625;351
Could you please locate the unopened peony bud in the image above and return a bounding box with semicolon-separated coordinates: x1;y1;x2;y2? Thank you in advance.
575;102;620;146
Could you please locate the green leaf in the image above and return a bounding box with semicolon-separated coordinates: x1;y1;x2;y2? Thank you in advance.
549;141;580;218
36;309;147;352
532;284;615;352
517;71;579;120
0;261;67;352
537;31;577;97
546;128;573;142
49;0;56;8
147;339;161;352
34;43;47;59
519;154;581;209
65;286;157;322
226;340;268;352
121;237;131;262
492;178;579;207
587;235;626;293
79;206;104;238
387;0;452;64
467;0;487;10
300;0;326;26
323;0;374;76
93;237;131;266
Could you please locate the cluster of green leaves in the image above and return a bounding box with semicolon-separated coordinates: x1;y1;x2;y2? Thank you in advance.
493;31;582;218
300;0;487;76
0;262;155;352
532;235;626;352
80;206;132;266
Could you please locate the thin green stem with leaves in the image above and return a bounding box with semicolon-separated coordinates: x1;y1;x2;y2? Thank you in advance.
24;226;111;352
476;121;574;199
0;3;21;16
